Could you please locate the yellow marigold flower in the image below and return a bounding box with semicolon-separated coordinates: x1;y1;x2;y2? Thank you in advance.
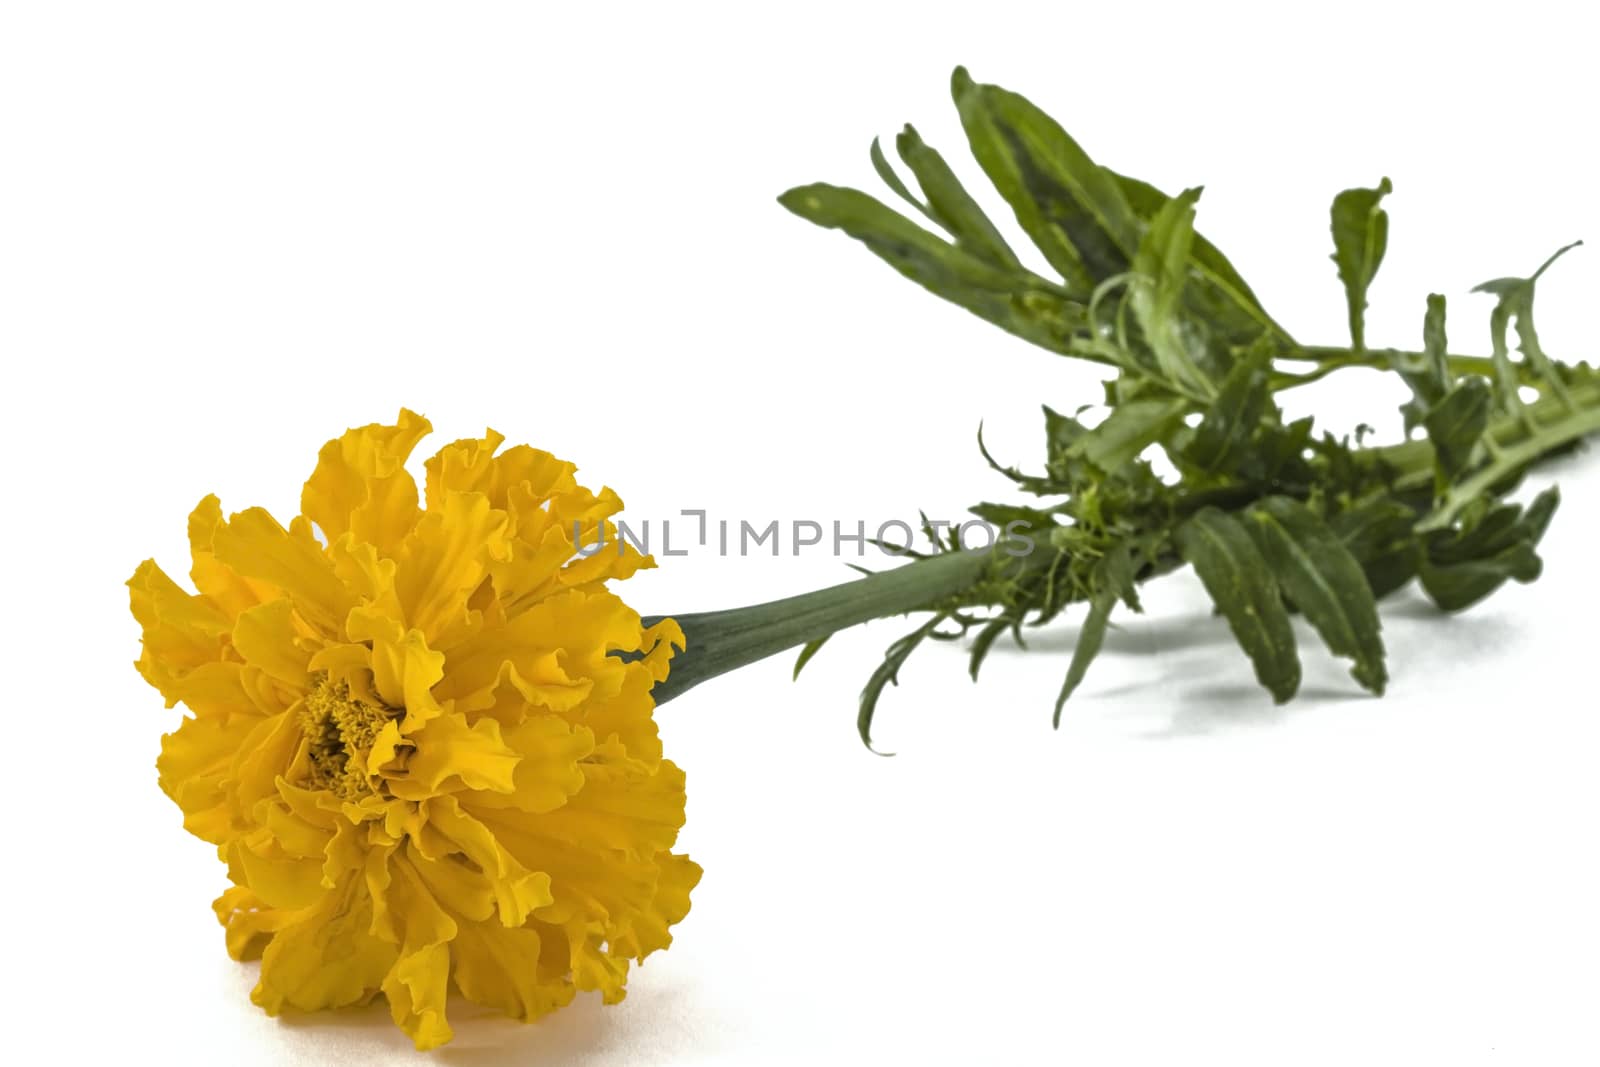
128;409;698;1051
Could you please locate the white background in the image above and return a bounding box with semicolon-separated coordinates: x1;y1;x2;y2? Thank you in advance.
4;2;1598;1064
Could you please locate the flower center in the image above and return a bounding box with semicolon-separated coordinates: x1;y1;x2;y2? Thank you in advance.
299;676;397;799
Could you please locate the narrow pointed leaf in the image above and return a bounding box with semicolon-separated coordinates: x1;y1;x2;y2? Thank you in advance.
1175;508;1301;702
969;614;1015;680
1054;589;1114;725
1128;186;1214;397
895;124;1022;270
792;635;830;680
950;65;1140;294
1243;497;1387;693
869;136;933;221
858;614;948;751
778;182;1086;353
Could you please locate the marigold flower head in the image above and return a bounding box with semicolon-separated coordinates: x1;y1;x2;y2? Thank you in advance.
128;409;697;1050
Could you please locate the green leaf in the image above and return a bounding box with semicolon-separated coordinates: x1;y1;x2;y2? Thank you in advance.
1421;488;1559;599
1331;498;1420;599
1100;540;1142;612
1175;508;1301;702
1419;541;1542;612
869;136;932;221
1473;241;1583;408
968;501;1059;538
1053;588;1114;725
1330;177;1392;352
1068;396;1190;473
792;635;830;680
950;66;1141;294
1127;186;1215;398
777;182;1086;354
1424;377;1492;481
969;614;1016;680
1243;497;1387;694
1184;339;1275;475
858;614;948;751
1112;170;1291;346
1418;487;1559;611
1521;485;1561;542
1392;293;1453;433
894;124;1022;270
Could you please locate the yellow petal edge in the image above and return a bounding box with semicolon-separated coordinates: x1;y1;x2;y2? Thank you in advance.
130;409;697;1050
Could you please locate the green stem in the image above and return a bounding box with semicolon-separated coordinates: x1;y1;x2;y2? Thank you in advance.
1275;346;1503;390
647;548;994;704
1414;379;1600;530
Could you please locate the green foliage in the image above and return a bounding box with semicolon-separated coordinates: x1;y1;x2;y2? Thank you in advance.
782;69;1599;745
1329;178;1392;352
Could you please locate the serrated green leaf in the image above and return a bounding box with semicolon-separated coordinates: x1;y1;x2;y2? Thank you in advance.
777;182;1086;353
1424;378;1492;481
1243;497;1387;694
1175;508;1301;702
792;635;830;680
1185;339;1275;475
1330;177;1392;352
894;124;1022;270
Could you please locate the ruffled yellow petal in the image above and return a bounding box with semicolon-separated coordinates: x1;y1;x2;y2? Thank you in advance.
230;599;314;688
300;408;431;558
392;490;509;645
423;431;580;514
527;756;687;861
395;712;521;797
452;921;575;1023
379;857;459;1050
188;494;275;620
611;852;703;960
426;795;554;927
128;559;230;704
252;880;397;1015
213;886;294;961
157;712;257;842
210;508;355;636
434;588;640;711
348;607;445;730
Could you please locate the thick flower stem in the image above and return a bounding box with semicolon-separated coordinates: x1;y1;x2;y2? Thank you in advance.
647;548;994;705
